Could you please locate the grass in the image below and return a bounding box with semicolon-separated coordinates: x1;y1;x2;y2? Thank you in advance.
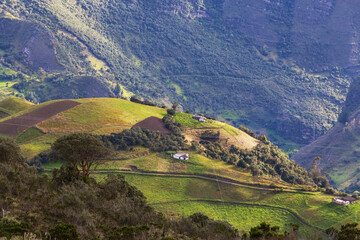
90;149;360;234
5;98;167;157
174;112;259;149
99;152;290;188
174;112;213;128
20;134;59;159
155;201;314;237
60;98;166;125
0;97;34;115
0;80;15;88
15;127;45;144
92;172;358;237
13;97;258;158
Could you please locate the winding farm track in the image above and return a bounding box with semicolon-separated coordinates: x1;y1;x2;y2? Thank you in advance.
150;199;325;232
96;169;309;193
43;167;324;232
0;100;81;137
95;170;324;232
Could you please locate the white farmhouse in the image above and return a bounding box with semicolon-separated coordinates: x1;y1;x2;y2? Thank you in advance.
172;153;189;161
192;115;206;122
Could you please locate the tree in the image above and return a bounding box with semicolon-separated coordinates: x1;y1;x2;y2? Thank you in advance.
172;101;178;111
327;223;360;240
50;133;110;178
167;108;176;116
0;137;23;163
114;83;121;97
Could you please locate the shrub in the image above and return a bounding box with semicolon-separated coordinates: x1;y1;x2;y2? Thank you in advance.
48;223;79;240
0;219;30;239
167;109;176;116
0;137;24;164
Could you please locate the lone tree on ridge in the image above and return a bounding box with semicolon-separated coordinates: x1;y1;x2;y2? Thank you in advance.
50;133;110;178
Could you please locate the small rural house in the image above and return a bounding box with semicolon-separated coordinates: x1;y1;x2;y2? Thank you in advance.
172;153;189;161
342;196;358;204
332;197;358;207
192;115;206;122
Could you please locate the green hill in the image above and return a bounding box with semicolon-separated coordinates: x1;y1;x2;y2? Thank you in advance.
42;146;360;238
0;97;257;159
1;97;357;238
0;96;33;116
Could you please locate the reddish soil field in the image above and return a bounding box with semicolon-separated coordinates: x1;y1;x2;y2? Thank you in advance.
0;100;81;137
133;116;171;135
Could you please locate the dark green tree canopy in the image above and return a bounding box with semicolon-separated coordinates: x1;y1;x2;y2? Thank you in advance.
0;137;23;163
50;133;110;178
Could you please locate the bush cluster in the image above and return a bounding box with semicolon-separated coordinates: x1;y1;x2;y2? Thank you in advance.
201;137;326;187
102;127;186;152
130;96;157;106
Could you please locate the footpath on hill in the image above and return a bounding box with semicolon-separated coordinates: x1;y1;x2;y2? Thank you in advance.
150;199;324;232
95;168;307;193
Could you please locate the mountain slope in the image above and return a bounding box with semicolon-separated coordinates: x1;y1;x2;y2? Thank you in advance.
0;1;353;148
294;77;360;191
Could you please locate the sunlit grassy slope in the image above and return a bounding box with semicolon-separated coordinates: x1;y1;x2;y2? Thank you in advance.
40;149;359;237
91;154;359;238
0;97;34;115
0;97;257;159
4;96;356;237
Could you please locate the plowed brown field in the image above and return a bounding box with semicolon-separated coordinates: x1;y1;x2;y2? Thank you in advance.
0;100;81;137
133;116;171;135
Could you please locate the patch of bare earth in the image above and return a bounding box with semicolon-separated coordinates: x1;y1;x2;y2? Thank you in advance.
0;100;81;137
133;116;171;135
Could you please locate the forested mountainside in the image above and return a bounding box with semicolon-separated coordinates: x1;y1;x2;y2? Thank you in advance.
223;0;360;71
294;76;360;192
0;0;355;149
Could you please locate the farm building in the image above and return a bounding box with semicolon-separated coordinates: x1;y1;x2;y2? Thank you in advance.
172;153;189;161
192;115;206;122
332;197;358;206
342;196;358;204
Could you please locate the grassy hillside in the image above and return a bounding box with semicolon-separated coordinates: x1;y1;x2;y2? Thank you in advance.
42;150;359;238
0;97;257;159
1;96;357;238
0;96;33;115
0;0;352;149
